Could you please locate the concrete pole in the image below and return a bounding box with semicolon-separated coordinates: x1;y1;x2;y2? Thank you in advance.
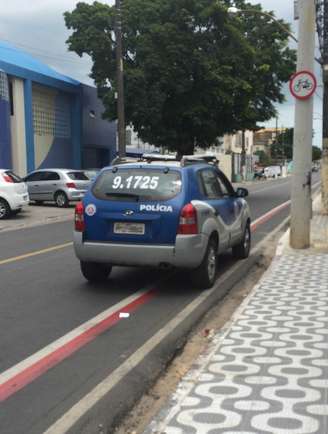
290;0;315;249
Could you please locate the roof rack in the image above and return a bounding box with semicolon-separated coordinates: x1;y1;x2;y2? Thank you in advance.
181;154;219;167
111;156;144;166
141;153;178;163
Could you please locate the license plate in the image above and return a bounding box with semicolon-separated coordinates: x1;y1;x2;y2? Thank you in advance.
114;222;145;235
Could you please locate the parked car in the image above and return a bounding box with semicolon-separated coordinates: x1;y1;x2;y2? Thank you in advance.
74;155;251;288
264;166;281;179
84;169;100;181
0;169;29;219
24;169;91;207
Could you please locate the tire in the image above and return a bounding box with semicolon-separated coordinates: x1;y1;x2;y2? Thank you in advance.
232;223;251;259
0;199;11;219
191;238;218;289
55;191;69;208
11;209;21;216
80;261;112;283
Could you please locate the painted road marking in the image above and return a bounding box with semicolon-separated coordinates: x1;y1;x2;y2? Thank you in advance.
0;242;73;266
0;287;157;402
43;216;291;434
251;200;291;232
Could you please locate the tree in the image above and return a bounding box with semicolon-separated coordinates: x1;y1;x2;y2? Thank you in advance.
312;145;322;161
64;0;296;155
254;150;271;166
271;128;293;160
271;128;322;161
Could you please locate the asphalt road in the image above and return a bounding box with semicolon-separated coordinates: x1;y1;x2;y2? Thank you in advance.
0;175;320;434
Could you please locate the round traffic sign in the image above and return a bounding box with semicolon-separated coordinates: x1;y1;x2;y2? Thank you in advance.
289;70;317;100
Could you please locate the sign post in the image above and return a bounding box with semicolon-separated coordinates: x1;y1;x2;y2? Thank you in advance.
290;0;316;249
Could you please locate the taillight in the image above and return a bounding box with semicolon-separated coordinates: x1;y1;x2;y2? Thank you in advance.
3;174;13;183
178;203;198;235
66;182;76;189
75;202;85;232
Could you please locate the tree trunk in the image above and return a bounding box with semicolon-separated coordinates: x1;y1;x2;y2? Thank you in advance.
176;142;195;160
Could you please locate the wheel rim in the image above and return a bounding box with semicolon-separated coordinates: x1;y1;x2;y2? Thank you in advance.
207;246;216;282
0;203;6;218
244;227;250;251
56;194;65;207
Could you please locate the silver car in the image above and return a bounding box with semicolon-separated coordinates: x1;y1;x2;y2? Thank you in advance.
24;169;91;207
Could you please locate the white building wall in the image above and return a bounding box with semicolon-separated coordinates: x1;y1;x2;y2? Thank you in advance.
10;77;27;176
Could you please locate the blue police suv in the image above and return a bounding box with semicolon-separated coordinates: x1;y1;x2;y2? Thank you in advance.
74;155;251;288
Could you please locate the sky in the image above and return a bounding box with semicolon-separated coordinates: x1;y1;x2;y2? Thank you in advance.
0;0;323;146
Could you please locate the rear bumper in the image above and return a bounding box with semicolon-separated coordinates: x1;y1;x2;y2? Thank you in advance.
66;190;87;201
73;232;208;268
9;193;29;210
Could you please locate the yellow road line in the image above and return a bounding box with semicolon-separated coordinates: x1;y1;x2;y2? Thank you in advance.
0;242;73;266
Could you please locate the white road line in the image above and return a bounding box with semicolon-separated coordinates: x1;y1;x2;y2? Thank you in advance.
0;287;154;386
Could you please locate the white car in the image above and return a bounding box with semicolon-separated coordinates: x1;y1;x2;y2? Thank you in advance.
0;170;29;219
264;166;281;179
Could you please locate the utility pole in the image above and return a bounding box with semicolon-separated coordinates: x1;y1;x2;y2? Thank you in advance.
315;0;328;213
115;0;126;157
290;0;316;249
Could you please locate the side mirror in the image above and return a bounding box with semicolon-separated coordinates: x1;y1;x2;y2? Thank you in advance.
236;187;248;198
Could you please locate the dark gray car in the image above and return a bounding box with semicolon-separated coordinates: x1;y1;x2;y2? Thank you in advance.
24;169;91;207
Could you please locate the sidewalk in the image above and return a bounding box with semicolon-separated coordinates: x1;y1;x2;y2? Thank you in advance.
0;203;74;233
145;195;328;434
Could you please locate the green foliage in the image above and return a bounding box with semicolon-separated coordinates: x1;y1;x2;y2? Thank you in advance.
254;150;271;166
64;0;296;154
312;146;322;161
271;128;293;160
271;128;322;161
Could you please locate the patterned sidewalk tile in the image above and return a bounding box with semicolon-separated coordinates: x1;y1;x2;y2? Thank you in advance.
145;254;328;434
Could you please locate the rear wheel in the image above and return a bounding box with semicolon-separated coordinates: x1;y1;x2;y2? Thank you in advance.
232;223;251;259
55;191;69;208
0;199;11;219
191;238;217;289
80;261;112;283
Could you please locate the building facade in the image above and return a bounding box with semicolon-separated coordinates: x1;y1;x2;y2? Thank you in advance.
0;41;115;175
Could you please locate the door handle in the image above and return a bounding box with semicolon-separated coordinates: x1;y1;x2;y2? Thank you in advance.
52;184;57;186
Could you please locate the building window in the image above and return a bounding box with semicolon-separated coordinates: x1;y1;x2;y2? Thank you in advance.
0;71;9;101
32;86;71;138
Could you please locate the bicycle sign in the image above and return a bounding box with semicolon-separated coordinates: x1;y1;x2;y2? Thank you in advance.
289;70;317;100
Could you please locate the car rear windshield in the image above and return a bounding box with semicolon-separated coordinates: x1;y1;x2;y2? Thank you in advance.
92;168;182;201
4;171;22;183
67;172;89;181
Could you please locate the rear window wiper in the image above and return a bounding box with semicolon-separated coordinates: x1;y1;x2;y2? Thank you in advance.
105;192;140;201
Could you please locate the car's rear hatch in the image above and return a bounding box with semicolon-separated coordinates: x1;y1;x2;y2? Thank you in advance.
1;171;28;195
83;166;184;245
66;171;91;192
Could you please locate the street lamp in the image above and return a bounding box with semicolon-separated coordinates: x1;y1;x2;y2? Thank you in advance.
227;6;322;65
227;6;298;43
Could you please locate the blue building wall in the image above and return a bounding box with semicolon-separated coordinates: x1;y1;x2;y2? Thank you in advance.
0;41;116;173
81;84;116;168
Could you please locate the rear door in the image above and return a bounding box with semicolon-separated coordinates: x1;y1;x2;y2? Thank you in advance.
198;169;235;247
41;171;61;200
83;166;184;245
25;172;44;200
